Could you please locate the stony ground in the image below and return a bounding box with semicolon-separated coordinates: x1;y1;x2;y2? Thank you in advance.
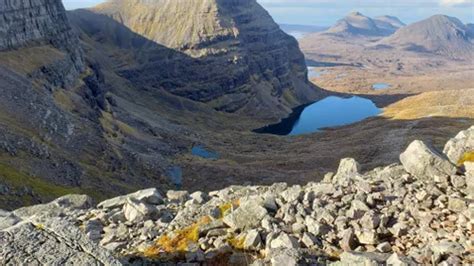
1;126;473;265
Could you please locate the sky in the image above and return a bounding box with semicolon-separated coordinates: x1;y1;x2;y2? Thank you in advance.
63;0;474;26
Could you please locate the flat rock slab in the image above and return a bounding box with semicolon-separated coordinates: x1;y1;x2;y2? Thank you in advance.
0;218;121;265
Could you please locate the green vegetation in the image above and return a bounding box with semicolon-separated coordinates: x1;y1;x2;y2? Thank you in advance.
0;163;82;200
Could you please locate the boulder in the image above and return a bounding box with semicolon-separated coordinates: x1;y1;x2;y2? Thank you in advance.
334;158;361;183
166;190;190;202
244;229;262;250
386;253;416;266
400;140;456;181
270;233;300;249
222;202;268;230
334;252;389;266
122;198;156;223
98;188;163;209
340;229;359;251
443;126;474;164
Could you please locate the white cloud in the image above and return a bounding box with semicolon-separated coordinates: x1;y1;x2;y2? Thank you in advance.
439;0;474;6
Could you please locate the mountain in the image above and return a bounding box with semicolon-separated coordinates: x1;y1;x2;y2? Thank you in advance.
0;0;191;209
68;0;320;117
374;15;406;32
379;15;474;58
0;0;323;209
325;12;403;37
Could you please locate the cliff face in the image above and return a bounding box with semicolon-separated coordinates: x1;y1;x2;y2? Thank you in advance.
0;0;174;209
0;0;85;87
70;0;320;118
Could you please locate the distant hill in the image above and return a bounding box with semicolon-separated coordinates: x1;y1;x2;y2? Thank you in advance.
325;12;404;37
379;15;474;59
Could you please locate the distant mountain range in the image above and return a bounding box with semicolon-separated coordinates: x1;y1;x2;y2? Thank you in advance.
303;12;474;59
325;12;405;37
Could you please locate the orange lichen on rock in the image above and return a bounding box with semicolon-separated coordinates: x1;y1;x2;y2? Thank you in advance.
227;234;246;250
144;216;212;256
458;151;474;166
218;199;240;218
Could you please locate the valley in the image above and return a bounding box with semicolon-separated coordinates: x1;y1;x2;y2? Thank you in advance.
1;0;473;264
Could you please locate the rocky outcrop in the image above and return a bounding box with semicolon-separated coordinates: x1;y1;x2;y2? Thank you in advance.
68;0;320;118
1;126;473;265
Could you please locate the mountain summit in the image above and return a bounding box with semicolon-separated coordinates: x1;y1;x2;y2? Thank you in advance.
325;12;404;37
69;0;320;117
380;14;474;58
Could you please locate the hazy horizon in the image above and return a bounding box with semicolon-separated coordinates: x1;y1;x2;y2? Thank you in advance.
63;0;474;26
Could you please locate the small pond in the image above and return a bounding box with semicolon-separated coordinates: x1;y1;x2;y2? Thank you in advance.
254;96;381;136
372;83;391;90
192;146;219;160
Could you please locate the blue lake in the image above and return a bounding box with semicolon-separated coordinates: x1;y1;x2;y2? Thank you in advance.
254;96;381;136
372;83;391;90
192;146;219;160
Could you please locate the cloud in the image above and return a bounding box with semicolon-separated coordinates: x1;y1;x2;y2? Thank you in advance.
439;0;474;6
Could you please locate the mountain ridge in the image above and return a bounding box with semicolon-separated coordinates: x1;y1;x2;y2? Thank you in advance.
324;12;404;37
379;14;474;59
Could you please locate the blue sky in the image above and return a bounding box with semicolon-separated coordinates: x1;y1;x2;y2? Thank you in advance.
63;0;474;26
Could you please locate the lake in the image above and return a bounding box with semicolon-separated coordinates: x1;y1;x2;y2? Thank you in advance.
254;96;381;136
372;83;391;90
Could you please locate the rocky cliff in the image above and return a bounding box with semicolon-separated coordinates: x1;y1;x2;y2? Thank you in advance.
68;0;320;118
0;0;175;210
1;126;473;265
0;0;85;87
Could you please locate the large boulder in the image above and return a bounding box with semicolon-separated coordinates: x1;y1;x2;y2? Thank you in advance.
222;201;268;230
333;158;361;184
98;188;163;209
332;252;389;266
443;126;474;164
400;140;456;181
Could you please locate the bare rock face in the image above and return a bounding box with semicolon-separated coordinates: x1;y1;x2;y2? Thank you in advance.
69;0;320;118
0;0;85;87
